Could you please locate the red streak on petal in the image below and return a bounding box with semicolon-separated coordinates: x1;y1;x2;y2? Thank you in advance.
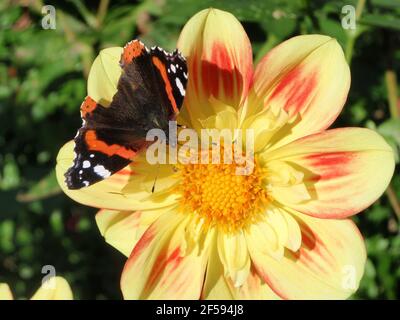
301;227;315;250
145;247;183;291
269;66;318;115
189;54;200;96
298;249;330;275
123;211;142;228
298;221;336;268
306;152;355;181
199;42;243;103
116;169;135;176
125;225;157;269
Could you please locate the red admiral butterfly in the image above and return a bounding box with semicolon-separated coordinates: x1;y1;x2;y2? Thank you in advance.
65;40;188;189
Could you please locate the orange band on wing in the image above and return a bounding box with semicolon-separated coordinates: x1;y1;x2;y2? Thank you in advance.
152;56;179;113
80;96;98;117
122;40;145;65
84;130;136;159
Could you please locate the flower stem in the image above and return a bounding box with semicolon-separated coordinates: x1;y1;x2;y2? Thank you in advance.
387;185;400;220
385;69;399;119
96;0;110;29
383;44;400;220
345;0;366;64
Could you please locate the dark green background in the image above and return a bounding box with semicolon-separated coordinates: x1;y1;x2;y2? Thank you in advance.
0;0;399;299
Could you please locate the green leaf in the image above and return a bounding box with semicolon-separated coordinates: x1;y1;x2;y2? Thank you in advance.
370;0;400;9
378;118;400;146
360;13;400;31
17;170;61;202
376;119;400;163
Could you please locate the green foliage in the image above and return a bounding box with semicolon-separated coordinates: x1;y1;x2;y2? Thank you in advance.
0;0;399;299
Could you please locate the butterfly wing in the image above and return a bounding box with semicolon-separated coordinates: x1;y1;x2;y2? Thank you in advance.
65;40;188;190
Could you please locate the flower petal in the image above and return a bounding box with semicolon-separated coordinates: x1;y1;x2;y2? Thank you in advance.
56;141;179;211
241;104;288;152
0;283;13;300
264;128;395;218
250;35;350;147
96;209;164;257
202;235;234;299
121;212;210;299
217;231;250;287
177;8;253;131
202;239;280;300
31;277;73;300
232;266;281;300
248;208;366;299
87;47;122;106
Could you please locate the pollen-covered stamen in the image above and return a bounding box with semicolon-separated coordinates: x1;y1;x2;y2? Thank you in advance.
178;149;269;233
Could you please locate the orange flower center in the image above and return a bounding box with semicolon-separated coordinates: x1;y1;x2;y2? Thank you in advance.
178;149;269;232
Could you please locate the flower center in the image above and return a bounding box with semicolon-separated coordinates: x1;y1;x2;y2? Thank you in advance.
178;149;269;233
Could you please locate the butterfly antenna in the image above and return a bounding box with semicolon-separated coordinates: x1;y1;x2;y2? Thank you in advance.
151;163;160;193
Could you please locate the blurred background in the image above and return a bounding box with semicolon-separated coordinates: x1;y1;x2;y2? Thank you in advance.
0;0;399;299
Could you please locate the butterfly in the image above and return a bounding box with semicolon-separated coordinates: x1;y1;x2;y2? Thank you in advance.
65;40;188;190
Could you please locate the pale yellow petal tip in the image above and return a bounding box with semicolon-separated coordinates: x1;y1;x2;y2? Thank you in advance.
178;7;248;54
87;47;123;106
31;277;73;300
55;140;73;191
0;283;14;300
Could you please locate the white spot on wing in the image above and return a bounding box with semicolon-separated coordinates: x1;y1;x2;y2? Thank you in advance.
170;64;176;73
94;165;111;178
175;77;185;96
83;181;89;186
83;160;91;168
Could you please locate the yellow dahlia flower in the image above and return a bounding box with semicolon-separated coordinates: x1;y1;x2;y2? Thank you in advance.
56;9;395;299
0;277;73;300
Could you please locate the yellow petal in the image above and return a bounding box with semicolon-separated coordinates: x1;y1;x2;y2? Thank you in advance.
245;217;283;260
248;208;366;299
241;104;288;152
96;209;164;257
249;35;350;147
232;266;281;300
56;141;179;211
263;128;395;218
177;8;253;131
202;234;234;299
198;97;239;131
87;47;122;106
281;209;302;252
217;231;250;287
31;277;73;300
121;212;210;299
202;239;280;300
0;283;13;300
